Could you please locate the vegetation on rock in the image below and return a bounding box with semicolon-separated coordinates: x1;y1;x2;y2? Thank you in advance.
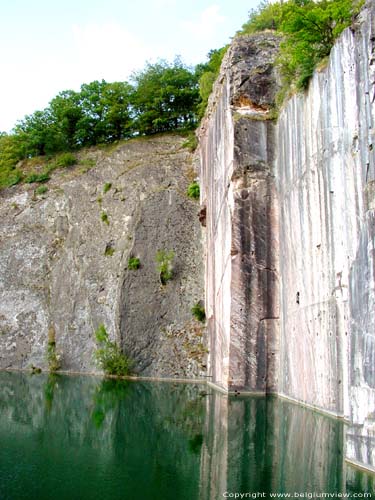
156;250;175;285
0;0;364;190
128;257;141;270
239;0;363;99
187;181;200;200
191;302;206;322
101;211;109;225
94;324;132;376
46;328;61;373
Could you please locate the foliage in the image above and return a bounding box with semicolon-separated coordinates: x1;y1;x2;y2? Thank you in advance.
0;133;24;188
25;172;50;184
128;257;141;270
195;47;227;118
187;181;200;199
46;331;61;373
0;58;204;190
104;243;115;256
239;1;284;33
103;182;112;193
94;324;132;376
101;211;109;225
156;249;175;285
35;185;48;195
130;58;199;134
238;0;363;95
56;152;76;167
182;132;198;152
191;302;206;322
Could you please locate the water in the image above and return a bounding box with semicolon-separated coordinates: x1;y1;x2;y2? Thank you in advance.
0;372;373;500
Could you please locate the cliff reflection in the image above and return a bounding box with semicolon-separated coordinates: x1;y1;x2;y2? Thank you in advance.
0;372;372;499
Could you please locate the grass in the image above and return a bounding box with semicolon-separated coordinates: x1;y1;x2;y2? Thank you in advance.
103;182;112;193
94;324;132;376
35;185;48;195
128;257;141;270
46;327;61;373
101;211;109;225
56;152;76;167
187;181;200;200
156;250;175;285
182;132;198;152
25;172;50;184
191;302;206;322
104;244;115;256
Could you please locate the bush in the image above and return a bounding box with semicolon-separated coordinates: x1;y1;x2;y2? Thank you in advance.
103;182;112;193
25;172;50;184
182;133;198;152
46;327;61;373
238;0;363;95
94;324;132;376
156;250;175;285
128;257;141;270
35;185;48;195
192;302;206;322
196;46;227;118
56;152;76;167
187;181;200;199
101;211;109;225
104;243;115;256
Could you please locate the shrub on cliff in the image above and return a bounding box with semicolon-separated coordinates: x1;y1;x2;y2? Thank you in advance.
239;0;363;94
195;47;227;118
155;250;175;285
187;181;200;200
94;324;132;377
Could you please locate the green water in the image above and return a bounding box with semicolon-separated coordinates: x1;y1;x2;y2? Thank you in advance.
0;372;373;500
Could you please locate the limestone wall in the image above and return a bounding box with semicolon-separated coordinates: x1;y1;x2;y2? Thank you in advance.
0;134;205;377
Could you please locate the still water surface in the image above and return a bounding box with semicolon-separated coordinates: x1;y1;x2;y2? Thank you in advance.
0;372;373;500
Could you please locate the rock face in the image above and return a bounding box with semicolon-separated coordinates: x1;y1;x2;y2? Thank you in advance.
0;134;206;377
276;1;375;470
199;0;375;472
199;33;281;392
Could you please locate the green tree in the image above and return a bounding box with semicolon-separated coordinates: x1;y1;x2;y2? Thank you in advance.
131;59;199;135
238;0;363;92
195;47;227;118
0;133;24;188
14;109;63;156
50;90;83;150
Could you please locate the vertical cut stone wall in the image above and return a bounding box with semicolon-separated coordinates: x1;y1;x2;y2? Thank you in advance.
199;34;281;392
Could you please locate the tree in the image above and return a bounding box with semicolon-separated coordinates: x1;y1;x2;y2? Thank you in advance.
195;47;227;118
238;0;363;92
14;109;63;156
131;59;199;135
50;90;83;150
0;133;25;188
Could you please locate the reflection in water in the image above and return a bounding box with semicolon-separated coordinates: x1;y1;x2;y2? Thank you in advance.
0;372;373;500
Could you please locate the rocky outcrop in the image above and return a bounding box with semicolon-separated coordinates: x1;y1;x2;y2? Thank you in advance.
276;1;375;423
199;0;375;473
199;33;281;392
0;134;205;377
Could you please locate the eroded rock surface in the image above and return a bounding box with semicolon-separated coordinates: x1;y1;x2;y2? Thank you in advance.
198;33;281;392
0;134;205;377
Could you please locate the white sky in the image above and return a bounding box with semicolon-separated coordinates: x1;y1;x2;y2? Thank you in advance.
0;0;260;132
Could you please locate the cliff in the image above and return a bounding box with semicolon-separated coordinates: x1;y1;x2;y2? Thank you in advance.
1;0;374;474
199;0;374;471
0;134;206;378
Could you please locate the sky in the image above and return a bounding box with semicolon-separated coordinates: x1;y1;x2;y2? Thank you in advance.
0;0;260;133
